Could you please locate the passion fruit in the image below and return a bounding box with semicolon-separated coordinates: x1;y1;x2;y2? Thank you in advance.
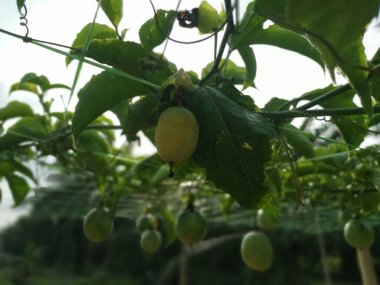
176;208;207;245
344;219;374;249
83;207;113;242
155;107;199;164
256;209;277;232
241;231;273;271
140;229;162;253
136;213;158;233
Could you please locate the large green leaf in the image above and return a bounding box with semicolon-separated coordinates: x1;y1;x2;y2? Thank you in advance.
98;0;123;29
139;10;176;52
187;87;275;208
6;174;29;206
0;101;33;121
303;85;367;147
231;2;324;69
72;70;149;141
66;23;118;65
122;95;160;141
256;0;379;113
0;117;47;150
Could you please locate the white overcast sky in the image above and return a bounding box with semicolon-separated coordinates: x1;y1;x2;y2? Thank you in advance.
0;1;379;228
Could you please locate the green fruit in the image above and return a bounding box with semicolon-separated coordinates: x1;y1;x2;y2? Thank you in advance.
136;213;158;233
241;231;273;271
155;107;199;164
176;209;207;245
344;219;374;249
83;207;113;242
140;230;162;253
198;1;222;34
256;209;277;232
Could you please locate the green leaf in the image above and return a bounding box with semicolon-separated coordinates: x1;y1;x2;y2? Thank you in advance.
281;124;315;158
338;41;372;114
72;70;149;141
139;10;176;51
122;95;160;141
66;23;118;65
20;73;50;91
0;101;33;121
237;46;257;89
187;87;275;208
202;60;246;85
79;39;148;74
263;97;289;111
303;85;367;147
370;76;380;103
76;130;110;173
98;0;123;29
0;117;47;150
232;2;324;69
159;208;177;247
9;82;39;96
16;0;25;12
256;0;378;113
6;174;29;206
236;24;324;69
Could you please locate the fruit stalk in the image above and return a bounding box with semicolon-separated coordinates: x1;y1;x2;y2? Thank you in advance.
356;248;378;285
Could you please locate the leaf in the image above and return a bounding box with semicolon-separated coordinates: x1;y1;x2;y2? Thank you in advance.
263;97;289;111
231;2;324;69
187;87;275;208
139;10;176;51
159;208;176;247
98;0;123;29
201;59;246;85
6;174;29;206
0;101;33;121
122;95;160;141
72;70;149;141
66;23;118;65
16;0;25;12
20;73;50;91
338;41;372;114
0;117;47;150
78;39;148;74
303;85;367;147
237;46;257;89
256;0;378;113
281;124;315;158
9;82;39;96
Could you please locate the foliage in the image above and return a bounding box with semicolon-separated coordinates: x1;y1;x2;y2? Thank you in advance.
1;0;380;281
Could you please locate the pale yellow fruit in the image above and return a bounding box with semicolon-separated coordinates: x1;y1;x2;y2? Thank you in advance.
155;107;199;164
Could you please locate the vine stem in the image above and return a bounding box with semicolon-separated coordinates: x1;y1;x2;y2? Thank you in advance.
260;105;380;120
199;0;235;85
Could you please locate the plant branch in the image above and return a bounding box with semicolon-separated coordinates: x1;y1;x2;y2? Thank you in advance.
260;105;380;120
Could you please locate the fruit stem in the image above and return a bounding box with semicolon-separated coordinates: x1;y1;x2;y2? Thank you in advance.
169;161;175;178
356;247;378;285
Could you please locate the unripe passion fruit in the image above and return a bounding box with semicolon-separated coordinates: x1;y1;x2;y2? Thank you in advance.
344;219;374;249
198;1;224;34
136;213;158;233
256;209;277;232
176;208;207;245
155;107;199;164
241;231;273;271
83;207;113;242
140;229;162;253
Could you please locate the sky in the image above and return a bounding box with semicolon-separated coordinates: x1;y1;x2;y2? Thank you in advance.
0;0;379;229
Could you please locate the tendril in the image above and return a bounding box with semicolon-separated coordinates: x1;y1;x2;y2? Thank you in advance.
19;4;31;42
